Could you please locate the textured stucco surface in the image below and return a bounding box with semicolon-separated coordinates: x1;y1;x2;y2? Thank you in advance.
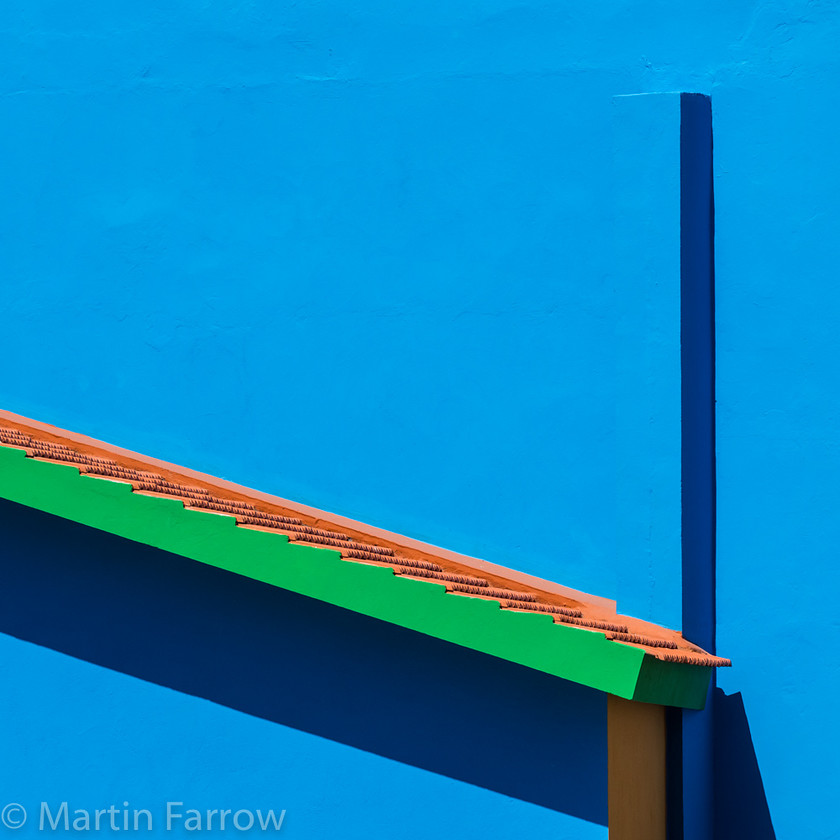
2;2;839;837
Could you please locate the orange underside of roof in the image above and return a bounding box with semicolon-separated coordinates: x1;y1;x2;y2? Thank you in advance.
0;412;729;669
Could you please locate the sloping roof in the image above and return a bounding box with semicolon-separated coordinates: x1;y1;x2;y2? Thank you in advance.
0;410;729;710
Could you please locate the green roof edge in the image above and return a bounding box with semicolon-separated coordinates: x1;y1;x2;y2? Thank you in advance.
0;445;711;709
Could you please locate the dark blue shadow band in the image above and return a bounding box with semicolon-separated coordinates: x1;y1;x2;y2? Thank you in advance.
0;498;608;826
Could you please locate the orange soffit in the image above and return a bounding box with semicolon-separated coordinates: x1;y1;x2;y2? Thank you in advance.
0;412;730;669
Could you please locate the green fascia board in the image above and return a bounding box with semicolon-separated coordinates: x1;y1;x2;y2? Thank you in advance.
0;445;711;709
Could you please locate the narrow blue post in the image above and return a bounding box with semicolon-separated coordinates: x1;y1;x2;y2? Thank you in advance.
679;93;715;840
680;93;715;663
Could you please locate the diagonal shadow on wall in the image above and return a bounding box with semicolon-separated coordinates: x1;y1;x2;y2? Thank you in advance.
714;689;776;839
0;499;608;826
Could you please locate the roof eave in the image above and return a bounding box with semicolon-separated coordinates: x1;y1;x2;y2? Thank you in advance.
0;444;713;709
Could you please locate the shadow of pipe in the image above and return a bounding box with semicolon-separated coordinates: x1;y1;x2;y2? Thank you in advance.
714;688;776;839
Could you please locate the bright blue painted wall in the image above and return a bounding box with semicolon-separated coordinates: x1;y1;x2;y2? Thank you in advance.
612;91;683;631
714;62;840;839
2;1;839;837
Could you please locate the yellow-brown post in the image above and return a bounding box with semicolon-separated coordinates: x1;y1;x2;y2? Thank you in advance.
608;694;667;840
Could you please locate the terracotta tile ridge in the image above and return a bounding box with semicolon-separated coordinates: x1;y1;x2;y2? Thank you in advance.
0;409;615;613
0;410;730;668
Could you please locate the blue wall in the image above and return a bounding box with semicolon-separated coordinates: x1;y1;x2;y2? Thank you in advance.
2;1;839;836
713;62;840;839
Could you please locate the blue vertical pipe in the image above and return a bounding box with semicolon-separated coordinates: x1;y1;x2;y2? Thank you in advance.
678;92;716;840
680;93;715;656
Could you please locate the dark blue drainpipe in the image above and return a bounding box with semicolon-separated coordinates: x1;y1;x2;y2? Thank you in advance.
671;92;716;840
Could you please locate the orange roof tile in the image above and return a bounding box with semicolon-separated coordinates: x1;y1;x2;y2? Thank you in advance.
0;411;729;670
